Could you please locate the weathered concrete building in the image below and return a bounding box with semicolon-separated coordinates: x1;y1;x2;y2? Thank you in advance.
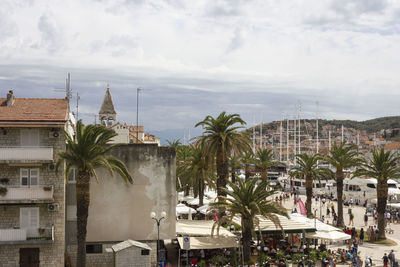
0;91;71;266
65;144;176;266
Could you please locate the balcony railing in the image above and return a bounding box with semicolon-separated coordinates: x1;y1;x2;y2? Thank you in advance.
0;147;53;162
0;186;54;204
0;226;54;245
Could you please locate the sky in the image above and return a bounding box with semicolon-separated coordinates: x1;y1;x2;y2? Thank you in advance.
1;0;400;143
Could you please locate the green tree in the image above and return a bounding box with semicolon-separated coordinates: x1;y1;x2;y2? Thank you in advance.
195;112;251;197
56;121;132;267
254;148;280;181
212;179;287;262
179;143;214;206
323;142;362;227
354;148;400;239
290;153;325;216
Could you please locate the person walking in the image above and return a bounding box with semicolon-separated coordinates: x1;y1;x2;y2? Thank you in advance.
364;212;368;226
359;228;364;245
349;211;355;226
389;250;395;267
383;253;389;267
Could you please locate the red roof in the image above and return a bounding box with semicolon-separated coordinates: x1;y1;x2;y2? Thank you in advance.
384;142;400;150
0;98;68;124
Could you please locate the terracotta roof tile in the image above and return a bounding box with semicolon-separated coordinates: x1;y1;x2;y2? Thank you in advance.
384;142;400;150
0;98;68;122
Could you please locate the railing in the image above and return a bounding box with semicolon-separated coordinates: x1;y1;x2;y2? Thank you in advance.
0;147;53;161
0;226;54;244
0;186;54;203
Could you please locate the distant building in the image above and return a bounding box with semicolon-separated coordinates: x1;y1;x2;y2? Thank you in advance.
98;87;160;145
0;90;71;266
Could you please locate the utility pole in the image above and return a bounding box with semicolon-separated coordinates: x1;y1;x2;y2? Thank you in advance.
341;125;344;143
260;115;263;149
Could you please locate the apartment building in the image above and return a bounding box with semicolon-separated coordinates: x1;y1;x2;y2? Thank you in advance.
0;91;70;267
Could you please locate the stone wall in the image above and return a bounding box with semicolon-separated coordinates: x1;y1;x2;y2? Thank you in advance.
0;127;66;266
116;246;151;267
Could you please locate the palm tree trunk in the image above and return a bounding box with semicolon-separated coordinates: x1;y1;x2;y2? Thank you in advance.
76;172;91;267
245;164;250;181
377;182;388;240
242;218;253;263
231;168;236;183
199;177;204;207
336;170;344;227
261;168;268;182
216;149;228;198
305;174;313;217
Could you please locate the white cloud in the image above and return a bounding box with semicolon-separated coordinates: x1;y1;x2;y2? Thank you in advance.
1;0;400;135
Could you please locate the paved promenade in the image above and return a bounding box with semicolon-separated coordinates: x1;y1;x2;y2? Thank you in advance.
283;194;400;267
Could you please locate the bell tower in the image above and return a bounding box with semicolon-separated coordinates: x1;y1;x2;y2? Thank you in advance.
99;85;117;126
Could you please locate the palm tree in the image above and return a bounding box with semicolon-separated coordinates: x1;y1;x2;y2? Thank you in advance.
228;155;241;183
176;144;193;195
323;142;362;227
195;112;251;197
255;148;280;181
179;143;214;206
354;148;400;239
166;139;181;149
290;153;325;216
241;151;255;181
56;121;133;267
212;179;287;262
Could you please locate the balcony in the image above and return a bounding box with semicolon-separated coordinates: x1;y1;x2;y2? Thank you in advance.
0;147;53;163
0;226;54;245
0;186;54;204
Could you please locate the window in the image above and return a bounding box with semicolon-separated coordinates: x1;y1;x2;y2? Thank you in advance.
86;244;102;254
20;129;39;147
20;207;39;238
141;250;150;255
67;168;78;184
367;183;376;189
20;168;39;187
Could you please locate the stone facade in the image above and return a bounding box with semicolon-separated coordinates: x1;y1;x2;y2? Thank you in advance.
0;127;66;266
115;245;152;267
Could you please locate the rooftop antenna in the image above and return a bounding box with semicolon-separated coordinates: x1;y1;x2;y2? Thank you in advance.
76;92;80;121
54;73;73;108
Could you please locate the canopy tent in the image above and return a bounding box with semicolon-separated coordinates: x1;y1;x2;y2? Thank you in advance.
290;213;339;232
306;231;351;241
177;236;239;250
197;205;212;215
176;220;236;237
187;198;211;206
176;203;196;216
177;192;195;202
232;214;315;234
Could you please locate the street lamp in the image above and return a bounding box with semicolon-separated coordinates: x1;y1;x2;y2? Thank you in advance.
151;211;167;266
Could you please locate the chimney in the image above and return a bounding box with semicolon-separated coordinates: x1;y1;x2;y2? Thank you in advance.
6;90;15;107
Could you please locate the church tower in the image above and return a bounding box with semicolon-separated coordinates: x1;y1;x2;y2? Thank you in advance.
99;86;117;126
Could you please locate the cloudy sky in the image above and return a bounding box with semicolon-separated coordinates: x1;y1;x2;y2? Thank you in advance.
1;0;400;142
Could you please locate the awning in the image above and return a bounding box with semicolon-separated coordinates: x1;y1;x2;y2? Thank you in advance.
177;236;239;250
306;231;351;241
176;220;235;237
233;214;315;234
290;213;339;232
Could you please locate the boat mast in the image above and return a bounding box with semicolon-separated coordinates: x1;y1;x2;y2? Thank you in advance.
280;114;283;162
252;114;255;153
316;101;319;154
260;115;263;149
286;115;289;162
341;125;344;143
294;110;297;163
298;101;301;155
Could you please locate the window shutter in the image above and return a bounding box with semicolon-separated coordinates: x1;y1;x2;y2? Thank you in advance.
20;169;29;187
30;169;39;186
